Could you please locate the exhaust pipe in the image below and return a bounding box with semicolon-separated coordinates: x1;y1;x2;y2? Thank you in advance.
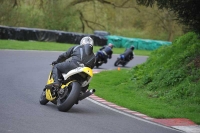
79;89;95;100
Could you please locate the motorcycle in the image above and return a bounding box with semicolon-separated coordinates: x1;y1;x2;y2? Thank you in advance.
39;64;95;112
114;55;133;67
95;51;107;68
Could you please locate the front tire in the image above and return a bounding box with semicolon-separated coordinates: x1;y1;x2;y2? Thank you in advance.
95;56;99;68
39;91;49;105
57;82;81;112
114;58;121;66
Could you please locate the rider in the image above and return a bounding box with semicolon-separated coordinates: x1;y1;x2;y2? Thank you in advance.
49;36;96;88
120;45;135;61
98;43;114;63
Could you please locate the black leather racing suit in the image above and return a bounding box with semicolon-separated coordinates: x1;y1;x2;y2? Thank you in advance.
121;48;134;61
52;45;96;85
99;46;113;63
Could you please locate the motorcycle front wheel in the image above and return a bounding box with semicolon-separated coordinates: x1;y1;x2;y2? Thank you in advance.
95;56;100;68
39;91;49;105
57;81;81;112
114;58;121;66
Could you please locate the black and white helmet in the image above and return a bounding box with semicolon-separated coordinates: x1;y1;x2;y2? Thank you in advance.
80;36;94;55
80;36;94;46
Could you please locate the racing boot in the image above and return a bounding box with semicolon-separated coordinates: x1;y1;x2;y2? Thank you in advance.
44;82;60;98
45;82;60;89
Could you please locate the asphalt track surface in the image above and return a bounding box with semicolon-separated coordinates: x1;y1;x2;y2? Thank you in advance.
0;50;183;133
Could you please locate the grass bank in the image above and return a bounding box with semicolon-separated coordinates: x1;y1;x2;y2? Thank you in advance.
90;32;200;124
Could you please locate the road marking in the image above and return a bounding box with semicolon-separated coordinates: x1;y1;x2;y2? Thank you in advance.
87;97;182;132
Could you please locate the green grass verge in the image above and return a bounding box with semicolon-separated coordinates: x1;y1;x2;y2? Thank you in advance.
90;69;200;124
90;32;200;124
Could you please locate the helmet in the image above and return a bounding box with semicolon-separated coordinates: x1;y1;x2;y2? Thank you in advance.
80;36;94;46
84;44;93;55
130;45;135;50
108;43;113;49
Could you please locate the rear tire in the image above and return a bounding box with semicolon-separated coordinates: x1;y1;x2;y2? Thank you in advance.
57;82;81;112
39;91;49;105
122;60;129;67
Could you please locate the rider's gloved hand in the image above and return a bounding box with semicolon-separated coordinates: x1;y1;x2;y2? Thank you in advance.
52;61;58;65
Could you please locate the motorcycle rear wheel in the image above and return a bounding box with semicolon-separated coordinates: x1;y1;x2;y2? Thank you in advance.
39;91;49;105
57;81;81;112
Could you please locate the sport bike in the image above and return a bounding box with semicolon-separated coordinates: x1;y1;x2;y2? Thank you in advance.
39;64;95;112
114;55;133;67
95;51;107;68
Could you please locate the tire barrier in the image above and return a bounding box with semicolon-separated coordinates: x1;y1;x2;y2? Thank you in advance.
0;25;107;46
106;35;172;50
0;25;171;50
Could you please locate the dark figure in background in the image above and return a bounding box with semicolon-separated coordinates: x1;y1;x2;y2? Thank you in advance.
98;43;114;63
120;45;135;61
50;36;96;88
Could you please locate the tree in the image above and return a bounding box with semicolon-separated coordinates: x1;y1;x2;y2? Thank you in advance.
0;0;184;41
68;0;140;33
136;0;200;34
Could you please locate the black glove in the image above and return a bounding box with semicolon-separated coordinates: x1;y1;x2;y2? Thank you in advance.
52;61;58;65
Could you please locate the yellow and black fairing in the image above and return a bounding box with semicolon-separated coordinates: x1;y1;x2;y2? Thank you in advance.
45;67;93;101
45;71;71;101
82;67;93;77
77;67;93;87
45;70;56;101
